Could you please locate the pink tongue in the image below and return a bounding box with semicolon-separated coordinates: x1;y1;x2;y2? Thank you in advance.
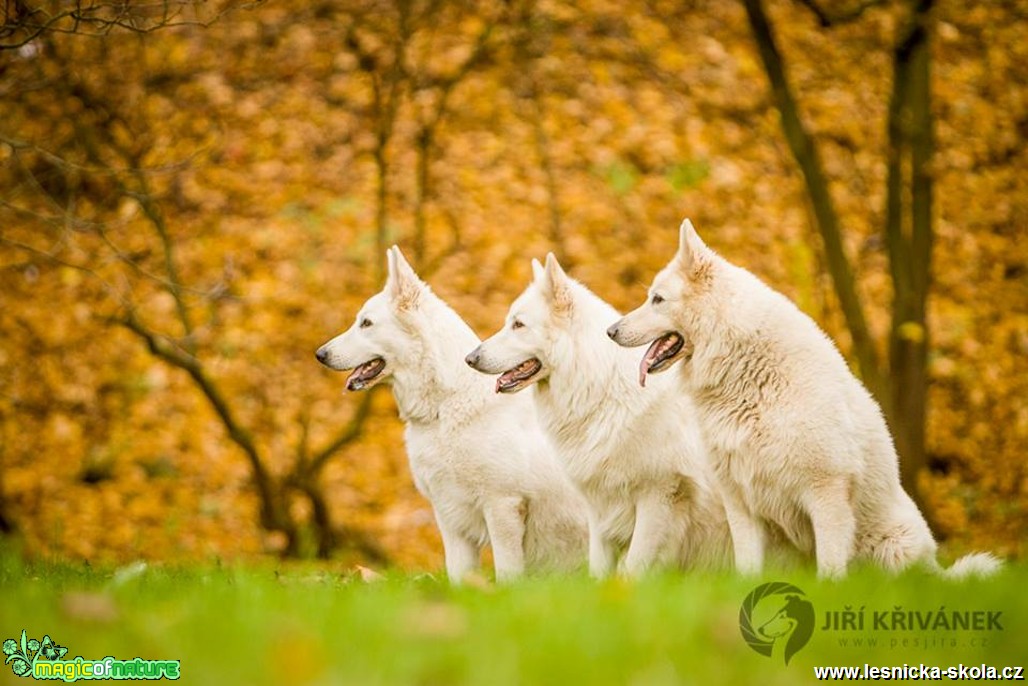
345;369;365;391
495;370;515;393
345;360;380;391
639;339;662;388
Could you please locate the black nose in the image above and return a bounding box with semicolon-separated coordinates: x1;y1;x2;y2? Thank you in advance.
315;348;329;364
606;324;619;340
465;349;481;369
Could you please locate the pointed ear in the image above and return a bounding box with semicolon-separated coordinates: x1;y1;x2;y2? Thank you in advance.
531;258;544;283
542;252;573;313
386;245;423;310
677;218;709;272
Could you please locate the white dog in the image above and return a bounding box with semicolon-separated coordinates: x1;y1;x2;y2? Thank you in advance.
608;219;999;579
466;254;733;577
316;247;588;582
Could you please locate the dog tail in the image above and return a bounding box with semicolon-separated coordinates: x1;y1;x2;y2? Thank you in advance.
937;552;1002;580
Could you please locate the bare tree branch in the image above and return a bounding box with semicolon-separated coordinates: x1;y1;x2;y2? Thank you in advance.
1;0;241;50
54;70;199;349
411;9;502;267
509;2;568;264
3;0;386;561
305;390;377;475
528;86;567;265
0;234;130;306
794;0;889;27
742;0;883;397
116;309;290;530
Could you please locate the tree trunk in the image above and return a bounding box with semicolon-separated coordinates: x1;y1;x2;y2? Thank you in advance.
744;0;937;517
0;436;13;534
741;0;884;400
886;0;934;505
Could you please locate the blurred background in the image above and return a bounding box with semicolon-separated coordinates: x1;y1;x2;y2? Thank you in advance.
0;0;1024;570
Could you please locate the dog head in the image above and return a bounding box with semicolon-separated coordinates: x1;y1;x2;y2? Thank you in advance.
758;609;797;640
315;245;426;391
465;253;575;394
758;595;815;665
607;218;712;386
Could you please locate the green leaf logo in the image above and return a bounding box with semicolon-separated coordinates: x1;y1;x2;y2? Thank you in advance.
3;629;68;678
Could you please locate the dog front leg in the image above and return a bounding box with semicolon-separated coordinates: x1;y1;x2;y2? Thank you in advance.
587;509;617;578
622;489;676;576
721;483;765;575
803;476;855;579
439;522;480;584
484;496;527;582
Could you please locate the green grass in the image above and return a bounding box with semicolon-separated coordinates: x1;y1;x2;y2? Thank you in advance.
1;549;1025;685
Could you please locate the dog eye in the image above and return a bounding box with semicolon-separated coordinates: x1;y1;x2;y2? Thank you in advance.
511;320;524;330
651;294;665;305
360;318;373;328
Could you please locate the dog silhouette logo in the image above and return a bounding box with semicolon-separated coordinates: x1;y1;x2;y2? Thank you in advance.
739;582;814;665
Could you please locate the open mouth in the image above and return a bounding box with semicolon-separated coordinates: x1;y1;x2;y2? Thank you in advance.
496;358;543;394
638;333;686;387
346;358;386;392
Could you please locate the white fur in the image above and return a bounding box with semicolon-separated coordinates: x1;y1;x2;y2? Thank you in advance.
316;247;588;582
468;253;733;577
610;219;1001;579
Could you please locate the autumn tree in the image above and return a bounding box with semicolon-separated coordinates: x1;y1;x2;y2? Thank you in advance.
335;0;509;277
743;0;937;508
1;0;516;561
0;5;386;559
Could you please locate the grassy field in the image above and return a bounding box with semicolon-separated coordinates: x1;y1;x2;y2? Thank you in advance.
1;548;1024;685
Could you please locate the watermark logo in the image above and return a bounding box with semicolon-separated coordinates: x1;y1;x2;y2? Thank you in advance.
3;630;180;680
739;584;1006;662
739;582;815;665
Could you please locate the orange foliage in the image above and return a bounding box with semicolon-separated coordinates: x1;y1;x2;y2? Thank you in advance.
0;0;1024;567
